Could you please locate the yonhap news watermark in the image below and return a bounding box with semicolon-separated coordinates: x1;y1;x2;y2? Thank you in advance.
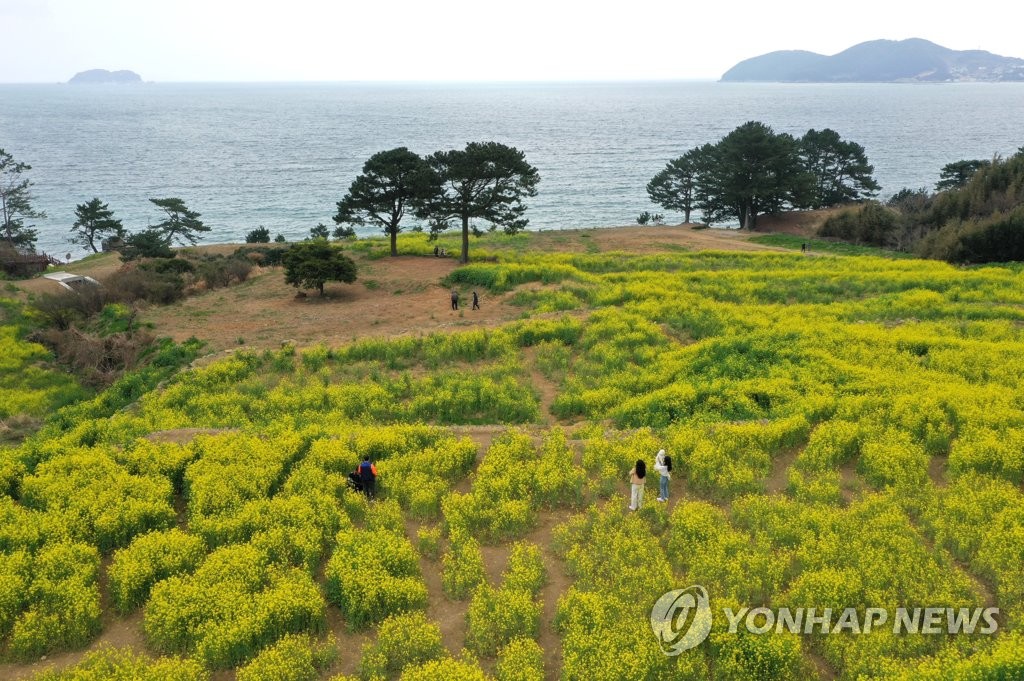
650;586;1000;656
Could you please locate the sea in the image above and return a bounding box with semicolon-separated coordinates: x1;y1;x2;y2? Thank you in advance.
1;80;1023;258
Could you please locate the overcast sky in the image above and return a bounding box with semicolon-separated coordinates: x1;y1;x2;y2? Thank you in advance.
2;0;1020;83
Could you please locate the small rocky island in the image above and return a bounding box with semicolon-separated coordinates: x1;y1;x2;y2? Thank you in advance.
721;38;1024;83
68;69;143;85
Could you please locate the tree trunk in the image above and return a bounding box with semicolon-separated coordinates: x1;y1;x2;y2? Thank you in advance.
389;226;398;257
318;282;325;296
461;214;470;264
684;208;691;223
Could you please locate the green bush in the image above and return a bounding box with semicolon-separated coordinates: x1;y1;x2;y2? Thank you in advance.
245;226;271;244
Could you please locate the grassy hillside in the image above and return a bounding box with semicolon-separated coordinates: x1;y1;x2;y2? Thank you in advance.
2;232;1023;680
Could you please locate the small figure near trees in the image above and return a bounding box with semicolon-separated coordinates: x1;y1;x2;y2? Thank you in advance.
450;288;459;310
801;242;807;253
472;291;479;310
416;142;540;264
282;240;357;296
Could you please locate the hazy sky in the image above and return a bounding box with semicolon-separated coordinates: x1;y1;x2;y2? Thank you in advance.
2;0;1020;83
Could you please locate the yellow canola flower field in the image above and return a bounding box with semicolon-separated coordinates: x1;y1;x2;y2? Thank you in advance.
2;247;1024;679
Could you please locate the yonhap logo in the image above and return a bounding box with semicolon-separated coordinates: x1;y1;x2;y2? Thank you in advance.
650;585;712;655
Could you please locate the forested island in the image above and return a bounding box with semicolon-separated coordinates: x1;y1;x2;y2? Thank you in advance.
68;69;143;84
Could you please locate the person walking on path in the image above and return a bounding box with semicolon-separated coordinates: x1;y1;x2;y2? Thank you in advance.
451;288;459;310
472;291;480;310
357;454;378;500
654;449;671;502
628;459;646;511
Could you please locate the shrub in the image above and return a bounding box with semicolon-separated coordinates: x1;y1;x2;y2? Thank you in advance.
108;528;207;613
502;542;546;596
31;645;208;681
104;267;186;305
496;637;545;681
141;257;195;275
398;657;489;681
193;254;253;290
441;529;486;600
144;544;326;668
236;633;336;681
465;584;541;657
324;528;427;629
120;229;174;260
246;226;271;243
357;611;445;680
235;244;287;266
8;542;102;660
417;525;442;560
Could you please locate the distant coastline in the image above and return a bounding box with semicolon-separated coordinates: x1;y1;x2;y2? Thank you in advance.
721;38;1024;83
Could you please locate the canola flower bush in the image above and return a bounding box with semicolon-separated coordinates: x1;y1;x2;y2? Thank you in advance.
398;656;490;681
235;633;336;681
553;506;704;680
144;543;326;668
324;525;427;629
19;451;175;552
442;430;586;543
502;541;546;596
357;611;445;680
496;637;545;681
0;315;86;424
30;645;208;681
5;541;102;660
440;527;486;600
108;528;207;613
465;583;541;657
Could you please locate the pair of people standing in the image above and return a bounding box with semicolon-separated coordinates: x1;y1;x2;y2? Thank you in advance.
450;289;480;310
628;448;672;510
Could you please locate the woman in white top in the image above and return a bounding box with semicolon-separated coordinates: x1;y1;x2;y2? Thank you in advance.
654;449;670;502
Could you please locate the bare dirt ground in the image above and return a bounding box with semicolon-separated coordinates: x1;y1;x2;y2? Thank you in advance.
9;223;819;357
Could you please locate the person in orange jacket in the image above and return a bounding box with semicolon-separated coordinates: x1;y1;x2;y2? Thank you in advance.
357;454;378;499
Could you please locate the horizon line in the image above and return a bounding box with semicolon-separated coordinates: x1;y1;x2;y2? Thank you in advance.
0;77;723;86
